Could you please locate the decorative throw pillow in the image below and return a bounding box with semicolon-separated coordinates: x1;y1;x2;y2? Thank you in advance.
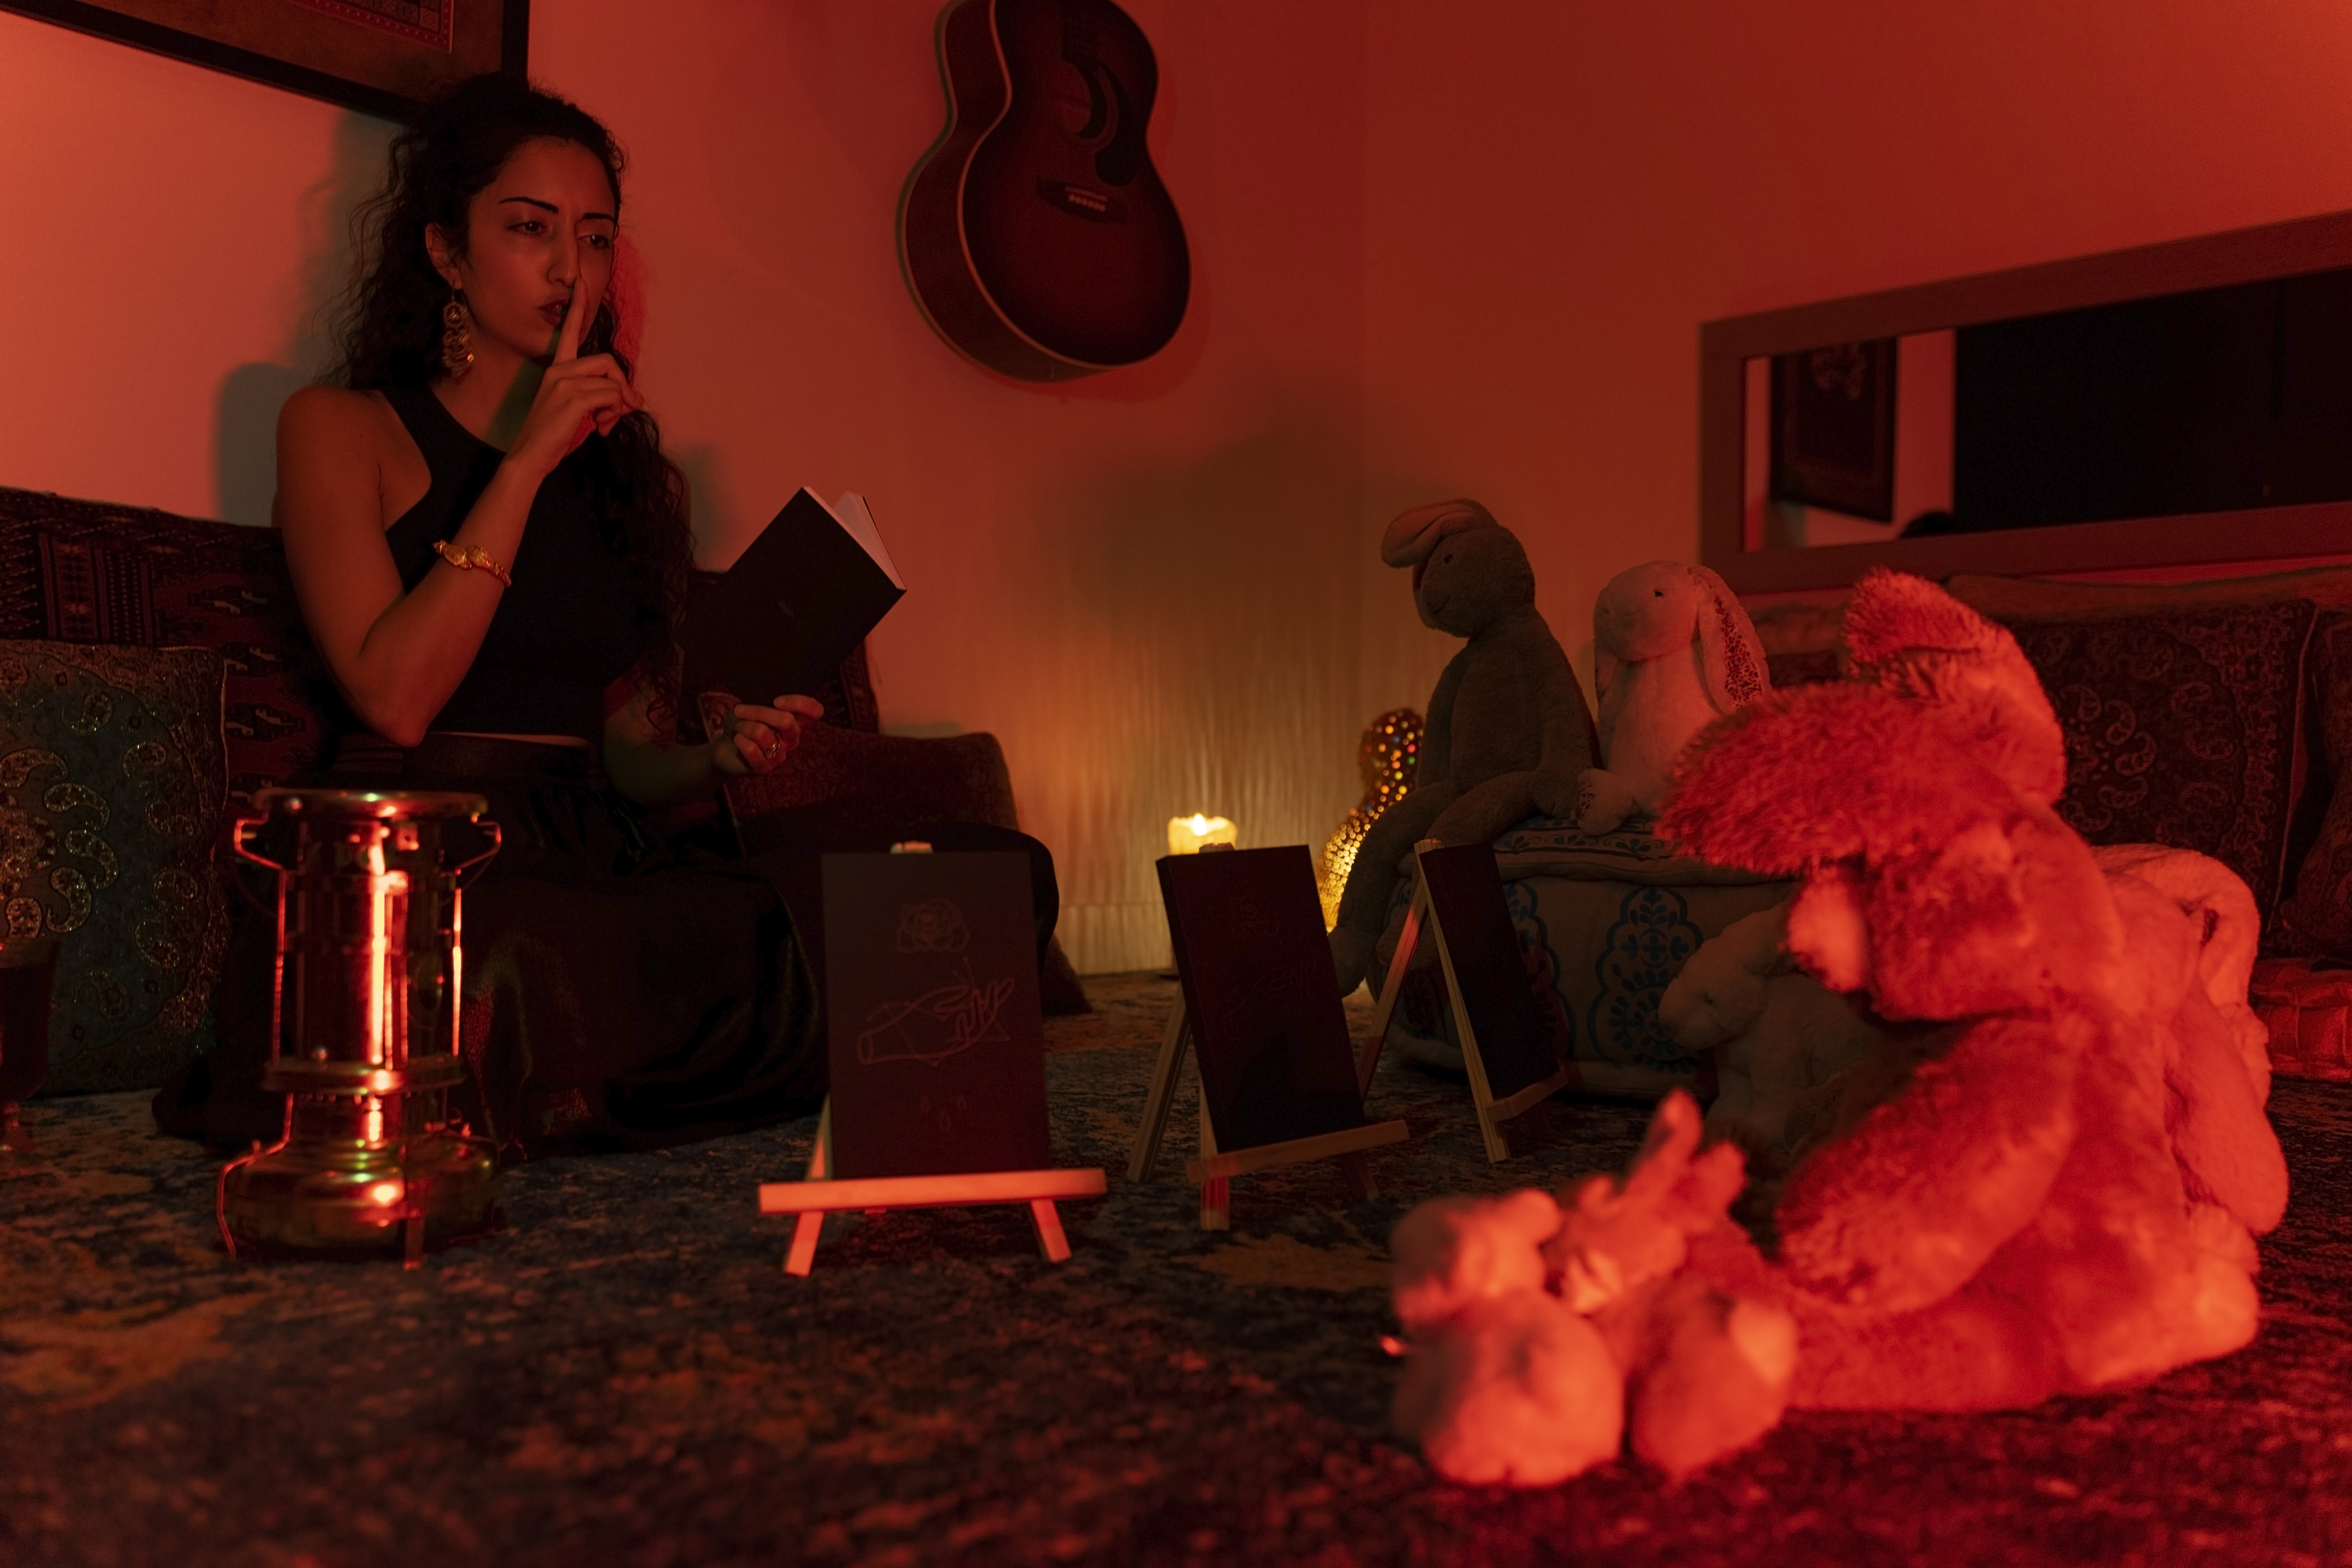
0;487;343;805
1993;599;2317;931
0;642;230;1094
1764;648;1840;688
1949;566;2352;620
2274;612;2352;959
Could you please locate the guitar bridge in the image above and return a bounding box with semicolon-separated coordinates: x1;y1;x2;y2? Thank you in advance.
1035;178;1125;224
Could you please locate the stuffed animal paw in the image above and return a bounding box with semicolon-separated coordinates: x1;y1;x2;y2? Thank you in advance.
1388;1093;1795;1485
1392;1290;1625;1487
1391;1188;1563;1332
1573;767;1641;835
1628;1276;1797;1478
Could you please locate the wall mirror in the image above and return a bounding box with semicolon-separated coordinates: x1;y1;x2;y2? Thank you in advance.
1701;210;2352;592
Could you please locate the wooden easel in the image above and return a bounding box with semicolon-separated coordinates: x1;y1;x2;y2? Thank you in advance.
1128;998;1409;1229
762;1100;1107;1275
1357;840;1570;1163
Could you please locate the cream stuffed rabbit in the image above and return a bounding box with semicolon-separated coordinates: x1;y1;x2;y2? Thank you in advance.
1575;561;1769;835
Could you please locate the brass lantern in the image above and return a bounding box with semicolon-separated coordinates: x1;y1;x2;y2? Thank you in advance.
218;788;501;1263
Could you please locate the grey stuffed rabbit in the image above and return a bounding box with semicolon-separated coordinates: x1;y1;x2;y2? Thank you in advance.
1328;500;1599;995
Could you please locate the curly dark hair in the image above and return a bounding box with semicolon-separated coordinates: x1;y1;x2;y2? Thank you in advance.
336;73;690;730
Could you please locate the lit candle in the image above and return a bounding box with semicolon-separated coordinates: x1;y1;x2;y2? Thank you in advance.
1167;813;1238;856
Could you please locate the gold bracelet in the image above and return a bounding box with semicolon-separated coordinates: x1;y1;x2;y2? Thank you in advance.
432;539;512;588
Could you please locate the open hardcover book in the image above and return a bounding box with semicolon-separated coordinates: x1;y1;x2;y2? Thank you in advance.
683;488;905;704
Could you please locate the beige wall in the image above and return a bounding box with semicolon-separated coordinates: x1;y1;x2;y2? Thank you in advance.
0;11;393;527
10;2;2352;969
1360;0;2352;668
529;1;1383;973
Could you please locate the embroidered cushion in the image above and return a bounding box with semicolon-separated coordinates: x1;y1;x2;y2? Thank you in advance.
1991;600;2317;932
1372;817;1789;1096
0;642;230;1094
0;488;341;806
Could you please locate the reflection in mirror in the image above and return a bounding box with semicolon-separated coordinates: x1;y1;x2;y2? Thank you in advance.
1743;268;2352;549
1742;332;1953;549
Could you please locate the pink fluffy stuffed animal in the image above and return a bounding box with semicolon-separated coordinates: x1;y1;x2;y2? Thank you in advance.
1662;570;2285;1410
1390;570;2288;1484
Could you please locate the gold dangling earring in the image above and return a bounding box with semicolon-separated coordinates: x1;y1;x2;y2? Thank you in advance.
440;290;475;381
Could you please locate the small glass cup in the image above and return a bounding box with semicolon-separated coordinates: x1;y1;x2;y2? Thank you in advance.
0;937;60;1167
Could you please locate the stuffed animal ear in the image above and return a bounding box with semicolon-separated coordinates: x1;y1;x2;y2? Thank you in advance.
1592;644;1625;710
1381;499;1497;568
1689;565;1769;715
1840;568;2006;671
1839;569;2066;805
1660;682;2017;875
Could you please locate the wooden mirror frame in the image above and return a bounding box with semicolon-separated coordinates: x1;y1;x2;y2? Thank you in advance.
1700;209;2352;593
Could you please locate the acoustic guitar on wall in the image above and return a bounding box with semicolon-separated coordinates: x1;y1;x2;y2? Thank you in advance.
898;0;1191;382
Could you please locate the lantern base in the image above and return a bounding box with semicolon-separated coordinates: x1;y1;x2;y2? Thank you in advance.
220;1120;498;1259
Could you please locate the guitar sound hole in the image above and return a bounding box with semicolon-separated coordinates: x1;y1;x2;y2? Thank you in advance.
1049;62;1107;140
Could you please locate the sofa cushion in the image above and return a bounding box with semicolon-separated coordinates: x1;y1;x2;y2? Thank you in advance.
0;641;230;1094
1765;648;1841;688
695;694;1020;849
0;488;341;804
2251;956;2352;1080
1947;565;2352;618
1991;599;2317;932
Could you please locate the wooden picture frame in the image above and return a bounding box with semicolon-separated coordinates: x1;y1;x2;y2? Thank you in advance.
1770;339;1897;522
2;0;528;124
1702;207;2352;593
1359;841;1569;1164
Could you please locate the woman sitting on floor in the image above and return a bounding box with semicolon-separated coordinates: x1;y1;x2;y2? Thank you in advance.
158;73;1055;1156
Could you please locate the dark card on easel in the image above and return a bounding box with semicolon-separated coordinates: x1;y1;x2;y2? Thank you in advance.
1416;842;1561;1101
822;851;1049;1179
1157;846;1365;1152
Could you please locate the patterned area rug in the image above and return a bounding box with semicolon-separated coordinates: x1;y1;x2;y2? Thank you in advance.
4;974;2350;1567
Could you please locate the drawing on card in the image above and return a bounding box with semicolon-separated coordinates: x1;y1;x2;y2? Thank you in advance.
855;960;1017;1067
917;1092;971;1134
1228;893;1278;943
896;898;971;953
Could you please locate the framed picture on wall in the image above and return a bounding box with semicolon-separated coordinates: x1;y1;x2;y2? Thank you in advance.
1769;338;1898;522
2;0;528;123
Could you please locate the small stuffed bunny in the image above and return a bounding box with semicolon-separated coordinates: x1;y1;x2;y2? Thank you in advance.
1327;500;1599;995
1575;561;1769;834
1389;1092;1798;1485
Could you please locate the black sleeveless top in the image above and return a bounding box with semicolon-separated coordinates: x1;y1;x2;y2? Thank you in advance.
380;385;653;744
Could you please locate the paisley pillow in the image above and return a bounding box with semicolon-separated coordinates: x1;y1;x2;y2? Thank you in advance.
1993;600;2317;931
0;642;229;1094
